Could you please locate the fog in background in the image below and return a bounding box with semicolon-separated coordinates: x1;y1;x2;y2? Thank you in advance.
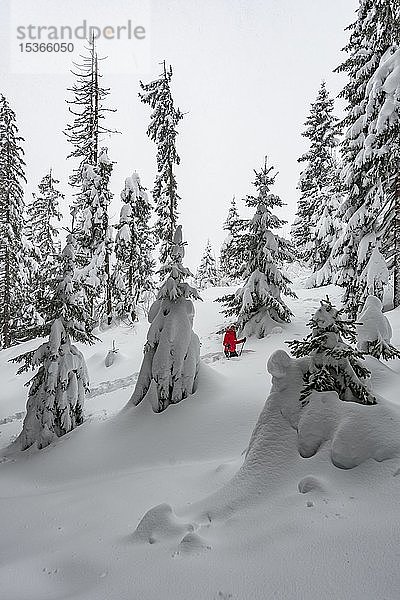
0;0;358;270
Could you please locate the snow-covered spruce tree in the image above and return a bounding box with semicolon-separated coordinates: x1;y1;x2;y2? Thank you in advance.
333;0;400;315
196;240;220;289
139;61;183;264
218;158;296;338
12;234;93;451
0;95;27;348
77;148;114;326
288;298;376;406
291;82;342;279
354;45;400;308
128;225;201;413
23;170;63;337
113;172;155;322
306;193;342;288
219;196;247;283
357;295;400;360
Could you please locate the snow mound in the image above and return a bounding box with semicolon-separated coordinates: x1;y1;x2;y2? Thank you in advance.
182;349;400;522
298;390;400;469
132;503;194;544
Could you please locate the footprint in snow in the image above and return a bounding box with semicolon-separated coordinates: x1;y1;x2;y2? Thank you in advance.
172;532;211;558
298;475;326;494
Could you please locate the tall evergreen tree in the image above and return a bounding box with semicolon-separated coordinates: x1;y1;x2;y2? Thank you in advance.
139;61;183;264
291;82;342;281
288;298;376;406
113;171;155;322
353;45;400;307
64;39;117;325
333;0;400;315
77;148;114;326
196;240;220;289
218;158;296;338
128;226;201;413
219;196;247;283
23;170;63;336
0;95;26;348
12;234;93;451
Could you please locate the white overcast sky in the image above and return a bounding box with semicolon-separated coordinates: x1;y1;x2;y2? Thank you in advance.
0;0;358;270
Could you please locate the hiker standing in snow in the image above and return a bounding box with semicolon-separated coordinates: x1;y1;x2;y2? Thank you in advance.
223;325;246;358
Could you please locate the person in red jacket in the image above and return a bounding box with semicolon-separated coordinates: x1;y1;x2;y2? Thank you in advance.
223;325;246;358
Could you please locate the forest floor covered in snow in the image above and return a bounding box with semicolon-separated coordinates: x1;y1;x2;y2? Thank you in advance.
1;279;400;600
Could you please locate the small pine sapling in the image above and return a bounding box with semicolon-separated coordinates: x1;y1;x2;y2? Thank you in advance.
288;297;376;406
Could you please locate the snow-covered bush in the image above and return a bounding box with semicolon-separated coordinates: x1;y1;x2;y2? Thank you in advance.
127;226;201;413
12;234;92;450
288;298;376;406
357;295;400;360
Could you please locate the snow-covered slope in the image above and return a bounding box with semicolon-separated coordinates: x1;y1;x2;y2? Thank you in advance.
1;283;400;599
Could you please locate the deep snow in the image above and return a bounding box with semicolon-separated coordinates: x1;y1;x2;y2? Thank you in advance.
1;283;400;600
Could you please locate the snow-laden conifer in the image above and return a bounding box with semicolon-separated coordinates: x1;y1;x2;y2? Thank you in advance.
113;171;155;321
219;197;247;283
139;61;183;264
292;82;342;280
218;158;295;338
78;148;114;325
0;95;26;348
333;1;400;314
196;240;220;289
288;298;376;406
23;170;63;336
128;226;201;413
354;45;400;307
13;234;93;450
356;295;400;360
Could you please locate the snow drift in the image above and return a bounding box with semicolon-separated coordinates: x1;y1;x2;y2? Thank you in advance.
134;348;400;532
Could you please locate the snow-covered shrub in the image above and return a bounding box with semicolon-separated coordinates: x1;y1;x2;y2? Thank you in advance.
12;234;93;450
288;298;376;406
127;226;201;413
357;295;400;360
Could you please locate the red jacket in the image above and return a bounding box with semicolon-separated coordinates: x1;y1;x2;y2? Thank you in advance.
223;329;245;352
